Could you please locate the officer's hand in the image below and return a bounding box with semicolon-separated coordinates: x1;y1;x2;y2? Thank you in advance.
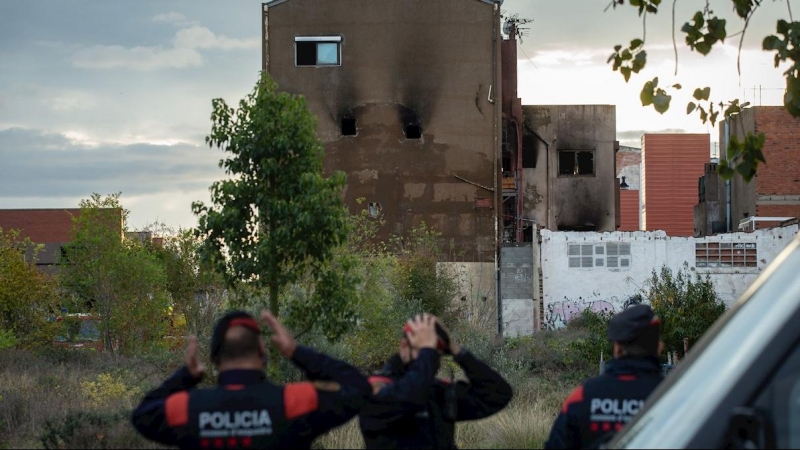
262;310;297;358
405;314;439;350
435;318;461;356
184;335;206;380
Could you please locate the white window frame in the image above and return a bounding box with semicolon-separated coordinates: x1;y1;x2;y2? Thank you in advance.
294;36;342;67
568;242;631;270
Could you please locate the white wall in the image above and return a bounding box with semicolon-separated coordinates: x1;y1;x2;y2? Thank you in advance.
541;225;799;329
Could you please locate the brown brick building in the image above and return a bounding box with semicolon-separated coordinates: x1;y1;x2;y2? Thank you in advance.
262;0;501;262
695;107;800;235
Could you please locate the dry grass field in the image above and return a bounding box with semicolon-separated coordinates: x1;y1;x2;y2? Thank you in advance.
0;326;588;449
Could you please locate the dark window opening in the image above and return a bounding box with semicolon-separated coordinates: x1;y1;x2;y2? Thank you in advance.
523;226;533;242
296;42;317;66
405;124;421;139
341;117;356;136
522;134;536;168
502;154;512;172
558;150;594;176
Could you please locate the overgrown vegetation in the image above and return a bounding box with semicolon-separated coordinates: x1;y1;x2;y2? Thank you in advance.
646;263;727;359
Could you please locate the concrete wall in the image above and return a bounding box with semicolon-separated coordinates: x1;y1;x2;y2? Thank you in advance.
499;243;537;336
265;0;500;261
522;105;617;231
540;225;799;329
694;162;728;236
724;109;758;226
440;261;496;330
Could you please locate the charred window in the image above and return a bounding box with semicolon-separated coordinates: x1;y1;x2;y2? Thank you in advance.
341;117;356;136
522;134;536;168
405;124;421;139
558;150;594;176
295;36;341;66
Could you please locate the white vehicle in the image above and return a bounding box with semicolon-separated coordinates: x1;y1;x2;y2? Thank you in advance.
608;231;800;449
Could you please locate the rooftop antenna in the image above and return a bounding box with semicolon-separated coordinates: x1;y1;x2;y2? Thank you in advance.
501;13;533;42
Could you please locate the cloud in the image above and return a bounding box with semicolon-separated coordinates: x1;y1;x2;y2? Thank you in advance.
72;45;203;70
0;127;222;200
71;22;257;71
173;26;260;50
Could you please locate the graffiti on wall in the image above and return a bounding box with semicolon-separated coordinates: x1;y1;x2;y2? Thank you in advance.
544;294;643;329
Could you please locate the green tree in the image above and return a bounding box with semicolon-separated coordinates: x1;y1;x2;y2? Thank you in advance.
645;263;726;359
607;0;799;181
150;227;228;336
61;193;170;354
392;222;459;321
0;228;60;348
192;72;356;379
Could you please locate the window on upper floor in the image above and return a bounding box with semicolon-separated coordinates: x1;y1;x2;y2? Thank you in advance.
295;36;341;66
558;150;594;176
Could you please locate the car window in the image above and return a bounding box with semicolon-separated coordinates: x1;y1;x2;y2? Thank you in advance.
752;338;800;448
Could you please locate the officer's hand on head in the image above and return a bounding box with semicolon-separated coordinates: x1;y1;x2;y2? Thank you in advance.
405;313;439;350
184;335;206;380
435;318;461;356
261;310;297;358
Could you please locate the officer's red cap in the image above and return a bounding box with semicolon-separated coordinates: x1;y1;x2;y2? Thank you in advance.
607;304;660;343
210;311;261;360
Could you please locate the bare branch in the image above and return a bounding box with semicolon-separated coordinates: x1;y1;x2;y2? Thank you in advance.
643;9;647;43
673;0;678;76
737;4;761;80
788;0;794;22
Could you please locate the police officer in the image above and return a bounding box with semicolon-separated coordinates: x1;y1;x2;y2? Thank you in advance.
131;310;371;449
359;313;513;449
545;304;665;449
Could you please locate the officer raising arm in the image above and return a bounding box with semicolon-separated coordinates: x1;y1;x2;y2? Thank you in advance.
359;313;513;449
131;310;371;449
545;304;665;449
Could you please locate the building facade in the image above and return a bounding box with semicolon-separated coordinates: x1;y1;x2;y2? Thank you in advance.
521;104;618;233
0;208;123;274
262;0;502;262
641;133;709;236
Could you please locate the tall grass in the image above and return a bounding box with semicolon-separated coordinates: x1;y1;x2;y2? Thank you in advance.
0;321;592;449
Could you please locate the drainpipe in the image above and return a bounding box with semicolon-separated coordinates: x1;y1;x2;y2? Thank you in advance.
530;129;553;229
492;0;501;337
725;120;731;232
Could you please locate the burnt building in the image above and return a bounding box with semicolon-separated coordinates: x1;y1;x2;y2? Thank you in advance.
261;0;503;261
520;104;619;233
695;107;800;235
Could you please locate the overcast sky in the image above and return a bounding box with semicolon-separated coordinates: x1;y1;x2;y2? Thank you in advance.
0;0;794;230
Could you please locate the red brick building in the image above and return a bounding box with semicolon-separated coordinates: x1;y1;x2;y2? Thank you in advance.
0;208;122;273
641;133;710;236
695;107;800;235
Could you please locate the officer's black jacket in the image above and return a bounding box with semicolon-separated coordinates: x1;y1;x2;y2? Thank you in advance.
131;346;371;449
544;356;663;449
358;347;513;449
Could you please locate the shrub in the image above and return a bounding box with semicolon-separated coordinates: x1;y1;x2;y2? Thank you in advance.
81;373;141;410
567;308;613;367
40;410;160;449
646;263;727;358
0;328;18;350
